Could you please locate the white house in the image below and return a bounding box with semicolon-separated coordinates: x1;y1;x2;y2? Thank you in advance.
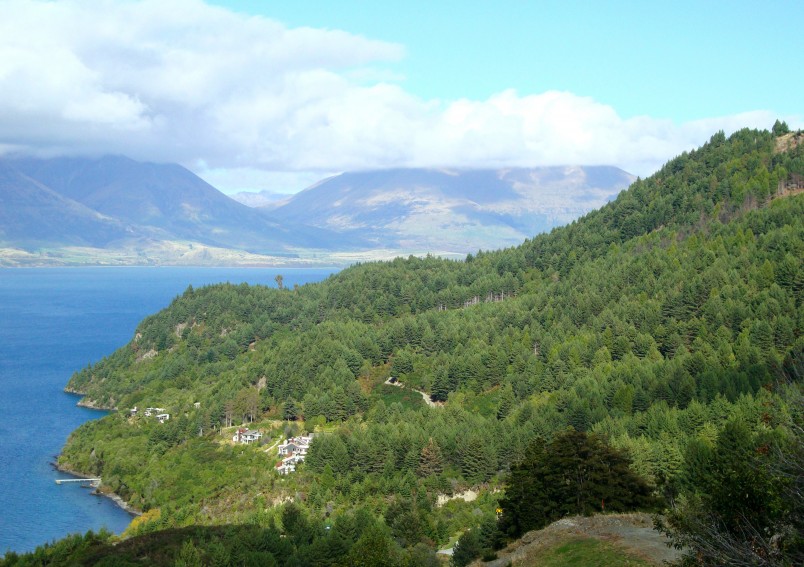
276;461;295;475
276;455;305;475
156;413;170;423
144;407;166;417
278;434;313;456
232;428;262;444
275;435;314;475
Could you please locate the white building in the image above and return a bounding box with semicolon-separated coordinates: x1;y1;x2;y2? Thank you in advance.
276;461;295;475
275;434;314;474
277;434;313;457
232;428;263;444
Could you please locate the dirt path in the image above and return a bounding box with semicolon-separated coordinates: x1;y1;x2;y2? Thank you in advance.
263;438;280;453
384;377;438;408
480;513;682;566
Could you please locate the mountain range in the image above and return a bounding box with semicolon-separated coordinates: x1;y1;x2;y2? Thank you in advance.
262;166;634;251
0;156;371;265
0;155;634;265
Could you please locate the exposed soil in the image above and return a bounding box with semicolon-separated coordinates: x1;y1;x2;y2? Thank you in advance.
774;131;803;154
479;513;683;566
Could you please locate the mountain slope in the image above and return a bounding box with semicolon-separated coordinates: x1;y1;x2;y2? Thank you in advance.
0;161;139;247
2;156;366;256
266;166;635;251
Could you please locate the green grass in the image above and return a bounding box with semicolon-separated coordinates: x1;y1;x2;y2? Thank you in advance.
464;390;500;418
527;538;654;567
374;384;425;409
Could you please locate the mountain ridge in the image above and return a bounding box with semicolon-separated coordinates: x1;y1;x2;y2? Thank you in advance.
265;165;635;251
0;161;141;248
1;157;635;264
0;155;372;263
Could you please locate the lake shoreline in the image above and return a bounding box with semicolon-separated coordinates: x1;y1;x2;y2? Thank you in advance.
51;461;141;519
0;267;331;552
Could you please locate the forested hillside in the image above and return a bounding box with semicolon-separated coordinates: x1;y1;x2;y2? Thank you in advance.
6;127;802;566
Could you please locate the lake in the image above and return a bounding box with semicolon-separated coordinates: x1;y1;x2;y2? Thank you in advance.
0;267;335;554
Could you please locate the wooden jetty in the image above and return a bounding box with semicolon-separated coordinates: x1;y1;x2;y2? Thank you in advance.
55;477;101;487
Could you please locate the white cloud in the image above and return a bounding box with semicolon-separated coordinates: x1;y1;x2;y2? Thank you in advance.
0;0;797;191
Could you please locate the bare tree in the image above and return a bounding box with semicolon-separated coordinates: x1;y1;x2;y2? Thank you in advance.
224;400;234;428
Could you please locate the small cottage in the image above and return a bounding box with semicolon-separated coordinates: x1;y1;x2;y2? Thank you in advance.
232;428;263;444
278;434;313;456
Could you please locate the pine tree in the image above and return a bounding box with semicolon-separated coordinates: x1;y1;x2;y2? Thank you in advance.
499;431;656;537
496;385;515;420
345;523;402;567
417;438;444;477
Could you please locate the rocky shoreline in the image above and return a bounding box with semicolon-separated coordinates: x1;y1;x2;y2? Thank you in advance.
52;461;141;518
64;388;117;411
75;398;116;411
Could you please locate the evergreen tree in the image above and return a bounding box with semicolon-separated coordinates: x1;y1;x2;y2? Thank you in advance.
451;529;482;567
772;119;790;136
499;431;657;537
661;415;803;566
496;385;515;420
417;437;444;477
344;523;402;567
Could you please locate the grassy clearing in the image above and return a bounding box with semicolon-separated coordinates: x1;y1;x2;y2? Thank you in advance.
374;384;425;409
521;537;655;567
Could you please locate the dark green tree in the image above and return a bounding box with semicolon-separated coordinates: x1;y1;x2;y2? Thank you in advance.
772;119;790;136
283;399;299;421
344;523;402;567
496;384;515;420
451;529;482;567
660;416;803;566
499;431;656;537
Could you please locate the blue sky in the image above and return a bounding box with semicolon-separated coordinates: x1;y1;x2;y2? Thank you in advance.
0;0;801;194
213;0;803;122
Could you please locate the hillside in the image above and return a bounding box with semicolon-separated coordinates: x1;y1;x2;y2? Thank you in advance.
6;127;802;566
266;166;634;252
0;513;677;566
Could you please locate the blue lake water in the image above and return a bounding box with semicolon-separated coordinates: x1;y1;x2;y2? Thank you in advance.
0;267;335;554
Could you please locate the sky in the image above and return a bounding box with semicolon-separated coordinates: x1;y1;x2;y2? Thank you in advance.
0;0;801;195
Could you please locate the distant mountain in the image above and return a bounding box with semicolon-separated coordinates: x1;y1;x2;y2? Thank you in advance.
1;156;365;258
1;157;635;265
0;161;139;248
266;167;635;252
